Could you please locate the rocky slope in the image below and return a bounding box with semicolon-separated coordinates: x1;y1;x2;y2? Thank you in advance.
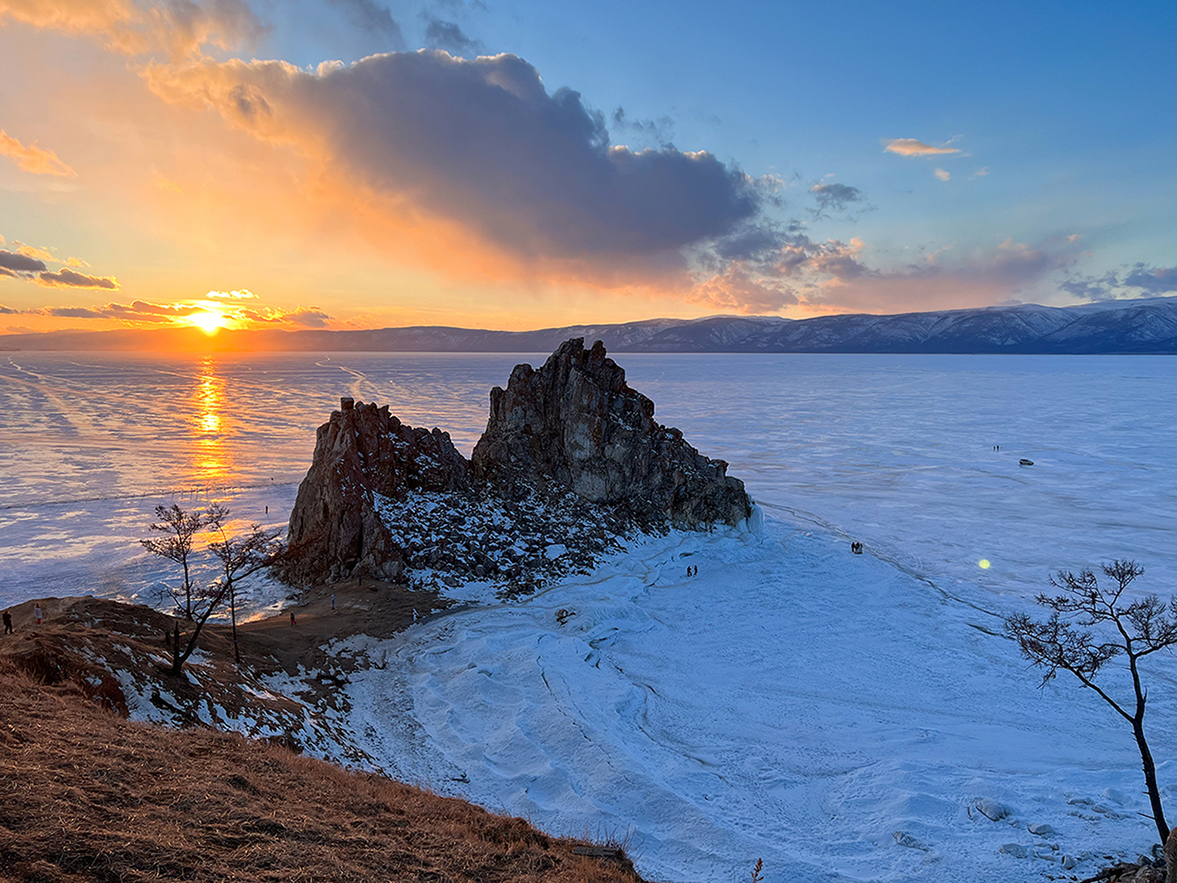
283;338;751;587
282;400;470;586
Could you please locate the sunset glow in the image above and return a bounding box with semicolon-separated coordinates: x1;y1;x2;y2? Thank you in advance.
187;310;227;335
0;2;1173;335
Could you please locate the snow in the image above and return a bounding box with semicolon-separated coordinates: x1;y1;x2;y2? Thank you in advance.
4;351;1177;883
321;517;1177;882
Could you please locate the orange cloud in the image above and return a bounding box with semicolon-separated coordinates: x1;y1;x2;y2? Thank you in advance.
0;0;265;57
2;296;333;327
0;130;76;176
884;138;962;157
689;264;798;314
36;267;119;289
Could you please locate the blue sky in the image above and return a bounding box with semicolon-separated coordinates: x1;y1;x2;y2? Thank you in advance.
0;0;1174;332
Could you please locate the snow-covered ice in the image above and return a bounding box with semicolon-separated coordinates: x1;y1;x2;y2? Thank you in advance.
325;515;1177;882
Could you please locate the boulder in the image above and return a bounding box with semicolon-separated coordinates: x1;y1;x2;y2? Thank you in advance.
281;399;470;585
472;338;751;528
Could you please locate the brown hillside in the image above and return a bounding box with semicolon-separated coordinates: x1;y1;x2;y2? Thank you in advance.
0;654;645;883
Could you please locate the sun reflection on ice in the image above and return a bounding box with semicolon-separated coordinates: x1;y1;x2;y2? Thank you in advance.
192;359;230;483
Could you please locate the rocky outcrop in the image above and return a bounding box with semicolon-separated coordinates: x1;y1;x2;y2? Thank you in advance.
284;340;752;586
282;399;469;585
472;339;751;528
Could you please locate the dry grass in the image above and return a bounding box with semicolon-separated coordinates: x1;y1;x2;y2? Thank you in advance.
0;655;645;883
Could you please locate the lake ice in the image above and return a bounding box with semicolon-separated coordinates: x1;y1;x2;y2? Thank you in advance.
3;350;1177;882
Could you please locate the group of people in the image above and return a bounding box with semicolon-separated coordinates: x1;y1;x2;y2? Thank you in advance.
850;541;864;554
685;564;698;577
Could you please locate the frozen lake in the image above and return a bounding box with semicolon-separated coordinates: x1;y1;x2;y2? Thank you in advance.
3;349;1177;881
2;350;1174;607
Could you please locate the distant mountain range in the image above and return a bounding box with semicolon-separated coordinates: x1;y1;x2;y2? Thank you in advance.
5;297;1177;354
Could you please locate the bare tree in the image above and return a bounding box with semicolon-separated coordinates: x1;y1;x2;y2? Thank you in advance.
142;502;283;676
141;504;212;619
1006;560;1177;844
205;506;282;664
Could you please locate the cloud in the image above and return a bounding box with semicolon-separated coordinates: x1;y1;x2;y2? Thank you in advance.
3;296;332;327
26;299;203;320
0;130;77;176
1061;264;1177;301
1123;265;1177;294
884;138;962;157
37;268;119;289
278;307;329;327
799;237;1083;313
423;19;480;55
706;222;789;264
971;166;990;178
934;168;950;182
690;264;799;314
611;106;675;146
0;0;267;58
328;0;403;45
17;243;56;261
810;182;863;218
207;288;257;299
142;51;761;272
0;249;48;273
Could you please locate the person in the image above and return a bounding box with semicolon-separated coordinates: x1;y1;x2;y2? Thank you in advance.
2;610;12;634
34;603;42;625
289;610;297;625
331;593;335;611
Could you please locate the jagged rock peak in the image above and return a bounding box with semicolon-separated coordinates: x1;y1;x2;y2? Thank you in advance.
282;399;470;586
472;338;751;528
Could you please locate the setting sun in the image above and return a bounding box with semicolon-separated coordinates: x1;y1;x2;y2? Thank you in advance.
188;310;227;335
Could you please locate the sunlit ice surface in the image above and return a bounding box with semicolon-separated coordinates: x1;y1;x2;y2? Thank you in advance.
193;359;229;483
1;350;1176;608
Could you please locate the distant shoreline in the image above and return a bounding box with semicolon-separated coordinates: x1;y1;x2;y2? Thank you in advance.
5;297;1177;354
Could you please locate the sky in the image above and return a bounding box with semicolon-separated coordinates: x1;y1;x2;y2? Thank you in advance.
1;0;1175;335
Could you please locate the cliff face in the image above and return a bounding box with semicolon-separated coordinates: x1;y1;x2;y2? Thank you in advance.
283;399;469;585
285;340;751;585
472;339;751;527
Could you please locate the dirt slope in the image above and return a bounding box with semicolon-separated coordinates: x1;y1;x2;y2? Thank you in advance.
0;592;644;883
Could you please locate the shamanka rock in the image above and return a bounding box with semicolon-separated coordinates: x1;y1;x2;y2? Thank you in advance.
283;339;753;586
472;338;751;528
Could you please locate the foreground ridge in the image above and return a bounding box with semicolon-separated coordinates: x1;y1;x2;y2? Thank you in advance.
0;642;645;883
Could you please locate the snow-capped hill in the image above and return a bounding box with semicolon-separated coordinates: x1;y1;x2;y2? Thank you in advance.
4;296;1176;353
1039;300;1177;351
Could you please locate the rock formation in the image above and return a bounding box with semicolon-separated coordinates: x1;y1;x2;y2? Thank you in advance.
472;339;750;527
282;398;469;585
284;340;752;586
